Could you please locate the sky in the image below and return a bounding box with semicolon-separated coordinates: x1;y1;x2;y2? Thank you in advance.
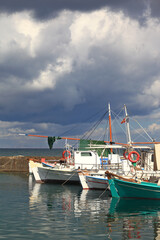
1;0;160;148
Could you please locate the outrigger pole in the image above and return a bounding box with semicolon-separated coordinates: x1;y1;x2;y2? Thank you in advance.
19;133;160;145
19;134;81;141
19;133;129;145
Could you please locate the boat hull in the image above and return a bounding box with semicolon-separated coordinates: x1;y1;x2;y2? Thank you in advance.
113;178;160;200
32;166;80;184
86;176;108;190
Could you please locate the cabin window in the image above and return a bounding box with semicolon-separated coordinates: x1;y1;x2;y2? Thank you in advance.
81;152;92;157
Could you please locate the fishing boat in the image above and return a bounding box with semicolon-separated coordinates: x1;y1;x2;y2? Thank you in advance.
31;145;124;184
83;175;108;190
32;165;79;184
78;168;108;190
106;171;160;200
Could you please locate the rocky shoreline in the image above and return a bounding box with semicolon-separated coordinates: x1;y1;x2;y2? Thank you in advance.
0;156;60;172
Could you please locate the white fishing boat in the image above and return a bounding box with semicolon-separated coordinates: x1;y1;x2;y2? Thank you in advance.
32;148;122;184
86;175;108;190
78;172;108;190
32;165;79;184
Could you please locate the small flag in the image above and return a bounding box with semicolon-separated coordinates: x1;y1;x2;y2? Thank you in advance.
121;118;126;124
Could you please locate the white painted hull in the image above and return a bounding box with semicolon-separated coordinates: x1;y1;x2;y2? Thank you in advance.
32;166;80;184
86;176;109;190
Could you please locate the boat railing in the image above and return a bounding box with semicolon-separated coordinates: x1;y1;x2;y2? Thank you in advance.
76;162;123;171
104;162;123;170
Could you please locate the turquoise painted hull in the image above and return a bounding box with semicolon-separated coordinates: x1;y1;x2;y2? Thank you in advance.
109;178;160;200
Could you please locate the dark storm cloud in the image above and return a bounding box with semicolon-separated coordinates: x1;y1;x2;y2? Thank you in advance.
0;0;109;19
150;0;160;18
0;0;160;20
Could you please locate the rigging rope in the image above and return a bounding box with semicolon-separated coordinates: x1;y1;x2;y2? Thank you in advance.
81;111;108;140
59;106;107;137
103;120;109;141
131;117;154;142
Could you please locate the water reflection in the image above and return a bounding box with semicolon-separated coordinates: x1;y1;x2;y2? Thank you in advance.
29;176;111;214
29;176;160;240
29;177;112;238
109;198;160;217
107;197;160;239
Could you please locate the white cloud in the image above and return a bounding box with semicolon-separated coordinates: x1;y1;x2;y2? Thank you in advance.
0;12;41;60
26;58;73;90
135;77;160;109
148;123;160;133
8;128;36;134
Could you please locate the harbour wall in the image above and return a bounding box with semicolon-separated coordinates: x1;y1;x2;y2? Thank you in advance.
0;156;60;172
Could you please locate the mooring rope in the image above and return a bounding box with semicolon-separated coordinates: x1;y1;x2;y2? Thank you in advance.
99;187;108;198
61;171;77;186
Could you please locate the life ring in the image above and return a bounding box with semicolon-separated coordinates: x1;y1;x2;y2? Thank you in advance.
128;151;140;163
123;151;128;160
62;150;71;160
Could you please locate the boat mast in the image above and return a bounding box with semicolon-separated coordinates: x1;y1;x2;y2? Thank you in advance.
124;104;132;146
108;103;112;143
108;103;113;152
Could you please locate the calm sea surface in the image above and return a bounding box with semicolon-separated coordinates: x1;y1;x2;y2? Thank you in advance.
0;149;160;239
0;148;63;157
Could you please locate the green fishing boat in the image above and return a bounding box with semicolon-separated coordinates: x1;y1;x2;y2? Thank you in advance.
106;171;160;200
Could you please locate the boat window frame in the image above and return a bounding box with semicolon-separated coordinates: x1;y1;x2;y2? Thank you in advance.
81;152;92;157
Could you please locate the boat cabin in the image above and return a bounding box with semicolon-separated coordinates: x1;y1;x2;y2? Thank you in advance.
74;150;122;170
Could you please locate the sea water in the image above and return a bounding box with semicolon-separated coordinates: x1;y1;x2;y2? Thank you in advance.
0;148;63;157
0;172;160;239
0;149;160;239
